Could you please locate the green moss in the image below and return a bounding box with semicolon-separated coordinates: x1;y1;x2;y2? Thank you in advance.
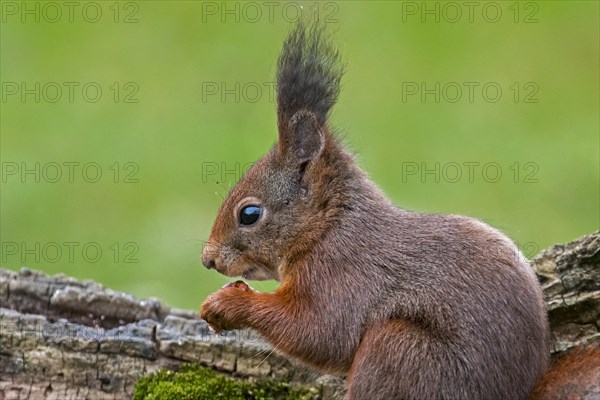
133;364;321;400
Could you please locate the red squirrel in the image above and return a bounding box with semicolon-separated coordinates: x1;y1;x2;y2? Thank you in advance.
200;23;600;399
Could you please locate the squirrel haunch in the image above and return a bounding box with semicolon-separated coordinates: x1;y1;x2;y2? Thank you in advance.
200;23;597;400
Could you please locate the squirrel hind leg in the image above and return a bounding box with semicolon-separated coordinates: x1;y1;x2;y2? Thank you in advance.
347;319;463;400
346;319;529;400
529;344;600;400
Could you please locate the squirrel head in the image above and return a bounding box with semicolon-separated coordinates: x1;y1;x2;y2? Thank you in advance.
202;22;350;281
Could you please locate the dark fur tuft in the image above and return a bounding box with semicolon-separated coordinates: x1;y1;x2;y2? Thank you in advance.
276;22;344;128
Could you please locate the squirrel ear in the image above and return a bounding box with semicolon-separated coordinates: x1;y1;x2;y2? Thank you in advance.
279;110;324;165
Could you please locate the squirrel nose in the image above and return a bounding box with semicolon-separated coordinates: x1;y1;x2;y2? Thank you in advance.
202;256;216;269
202;244;218;269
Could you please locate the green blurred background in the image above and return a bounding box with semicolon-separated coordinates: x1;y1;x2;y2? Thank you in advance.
1;1;598;310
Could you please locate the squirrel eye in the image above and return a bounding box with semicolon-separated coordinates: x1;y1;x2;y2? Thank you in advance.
240;205;261;225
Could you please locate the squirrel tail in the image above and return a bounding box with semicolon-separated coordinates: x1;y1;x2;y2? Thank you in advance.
529;344;600;399
276;21;344;131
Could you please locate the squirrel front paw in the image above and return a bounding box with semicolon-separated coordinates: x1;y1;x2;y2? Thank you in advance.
221;280;253;291
200;281;253;333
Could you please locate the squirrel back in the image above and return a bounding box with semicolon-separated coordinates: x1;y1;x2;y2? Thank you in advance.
200;22;596;399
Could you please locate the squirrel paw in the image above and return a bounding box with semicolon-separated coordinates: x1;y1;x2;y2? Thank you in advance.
200;284;253;332
221;280;253;292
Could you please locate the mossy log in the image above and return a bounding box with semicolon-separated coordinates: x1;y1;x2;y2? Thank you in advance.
1;231;598;399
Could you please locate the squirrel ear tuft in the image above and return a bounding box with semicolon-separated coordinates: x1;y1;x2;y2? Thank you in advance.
279;110;324;165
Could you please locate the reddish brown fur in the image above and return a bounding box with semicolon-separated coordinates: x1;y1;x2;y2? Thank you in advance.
530;345;600;400
197;23;572;399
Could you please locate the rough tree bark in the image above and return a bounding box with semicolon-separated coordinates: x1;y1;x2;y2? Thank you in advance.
1;231;599;400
